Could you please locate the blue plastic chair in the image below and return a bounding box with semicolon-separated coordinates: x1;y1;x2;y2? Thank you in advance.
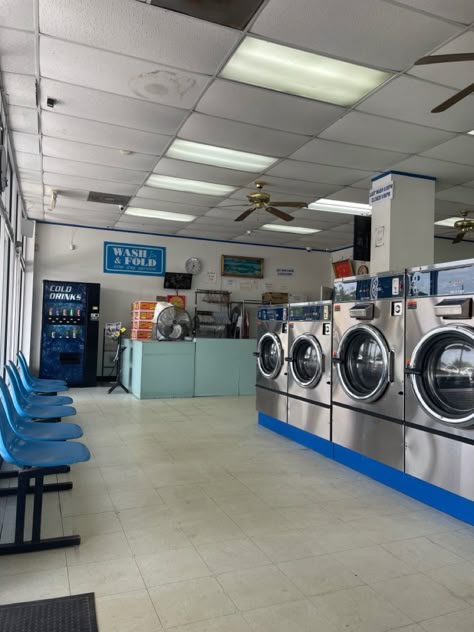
5;369;77;421
0;378;82;441
7;364;73;406
17;352;69;393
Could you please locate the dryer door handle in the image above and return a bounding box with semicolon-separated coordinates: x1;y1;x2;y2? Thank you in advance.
285;356;293;362
252;352;260;357
404;366;422;376
332;356;342;364
388;350;395;383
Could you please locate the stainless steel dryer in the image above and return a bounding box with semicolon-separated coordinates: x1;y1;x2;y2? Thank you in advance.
405;259;474;501
255;304;288;423
287;301;332;440
332;271;405;470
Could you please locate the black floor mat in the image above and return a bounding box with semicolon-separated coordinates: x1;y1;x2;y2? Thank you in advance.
0;593;98;632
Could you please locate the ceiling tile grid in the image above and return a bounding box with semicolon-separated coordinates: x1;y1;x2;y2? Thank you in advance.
0;0;473;250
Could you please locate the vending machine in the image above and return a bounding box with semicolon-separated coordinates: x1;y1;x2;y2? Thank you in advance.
39;280;101;386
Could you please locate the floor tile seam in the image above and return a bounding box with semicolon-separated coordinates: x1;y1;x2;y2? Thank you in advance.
192;539;274;577
132;556;167;629
379;541;465;569
425;530;474;557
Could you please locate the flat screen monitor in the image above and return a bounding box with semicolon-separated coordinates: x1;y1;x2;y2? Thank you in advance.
164;272;193;290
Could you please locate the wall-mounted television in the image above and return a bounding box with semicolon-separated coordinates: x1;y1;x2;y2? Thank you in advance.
163;272;193;290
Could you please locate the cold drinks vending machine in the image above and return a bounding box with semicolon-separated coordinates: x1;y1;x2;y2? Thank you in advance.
39;280;101;386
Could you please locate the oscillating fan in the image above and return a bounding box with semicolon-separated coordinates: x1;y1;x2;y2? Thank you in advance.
152;302;193;341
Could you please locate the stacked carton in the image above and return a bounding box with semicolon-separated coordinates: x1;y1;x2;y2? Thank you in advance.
131;301;157;339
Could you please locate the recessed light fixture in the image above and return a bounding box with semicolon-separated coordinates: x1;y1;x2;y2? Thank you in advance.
125;207;196;222
166;139;277;172
221;37;391;106
434;217;459;227
308;199;372;216
260;224;320;235
146;174;236;196
468;130;474;136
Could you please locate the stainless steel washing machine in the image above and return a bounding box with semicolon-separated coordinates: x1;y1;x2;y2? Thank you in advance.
287;301;332;439
255;304;288;422
405;259;474;501
332;271;405;470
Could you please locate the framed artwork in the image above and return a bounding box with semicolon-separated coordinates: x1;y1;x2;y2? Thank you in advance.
221;255;264;279
332;259;353;279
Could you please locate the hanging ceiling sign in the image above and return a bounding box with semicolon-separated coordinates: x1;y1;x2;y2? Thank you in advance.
369;182;394;204
103;241;166;276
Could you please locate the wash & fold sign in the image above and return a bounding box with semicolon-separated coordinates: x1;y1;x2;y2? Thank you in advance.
103;241;166;276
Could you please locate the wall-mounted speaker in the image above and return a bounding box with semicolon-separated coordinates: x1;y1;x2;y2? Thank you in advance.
353;216;371;261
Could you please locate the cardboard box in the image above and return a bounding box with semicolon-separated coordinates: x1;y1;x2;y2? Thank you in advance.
132;320;154;330
262;292;289;303
132;310;155;321
131;329;153;340
132;301;157;311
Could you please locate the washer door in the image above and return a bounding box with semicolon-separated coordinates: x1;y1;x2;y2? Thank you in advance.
336;324;391;403
409;325;474;427
257;332;284;379
289;334;323;388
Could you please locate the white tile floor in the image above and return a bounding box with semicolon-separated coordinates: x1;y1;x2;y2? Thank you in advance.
0;387;473;631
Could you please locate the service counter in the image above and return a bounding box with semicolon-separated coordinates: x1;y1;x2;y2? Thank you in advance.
121;338;256;399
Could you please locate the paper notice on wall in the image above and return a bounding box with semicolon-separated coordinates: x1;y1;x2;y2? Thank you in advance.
239;280;252;291
375;226;385;247
369;183;393;204
276;267;294;276
263;282;273;292
224;278;235;290
207;270;217;285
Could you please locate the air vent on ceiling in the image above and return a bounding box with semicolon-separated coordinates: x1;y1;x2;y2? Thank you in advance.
145;0;266;30
87;192;131;206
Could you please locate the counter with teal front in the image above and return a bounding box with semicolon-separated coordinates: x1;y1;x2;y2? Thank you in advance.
121;338;256;399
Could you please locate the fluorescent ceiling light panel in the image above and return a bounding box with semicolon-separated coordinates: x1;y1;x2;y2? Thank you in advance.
468;130;474;136
166;139;277;172
146;174;236;196
221;37;391;106
435;217;459;227
261;224;319;235
125;207;196;222
309;198;372;216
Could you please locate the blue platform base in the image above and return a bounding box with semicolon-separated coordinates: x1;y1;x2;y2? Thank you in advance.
258;412;474;526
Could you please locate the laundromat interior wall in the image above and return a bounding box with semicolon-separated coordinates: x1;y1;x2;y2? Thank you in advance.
31;223;333;373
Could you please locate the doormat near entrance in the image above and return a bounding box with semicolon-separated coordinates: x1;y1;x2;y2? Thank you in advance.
0;593;98;632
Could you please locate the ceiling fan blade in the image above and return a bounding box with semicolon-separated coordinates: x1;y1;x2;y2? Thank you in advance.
431;83;474;113
266;206;295;222
234;207;256;222
415;53;474;66
270;201;308;208
452;231;465;244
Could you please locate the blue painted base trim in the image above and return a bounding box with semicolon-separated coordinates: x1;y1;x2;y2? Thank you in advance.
258;413;334;459
258;412;473;526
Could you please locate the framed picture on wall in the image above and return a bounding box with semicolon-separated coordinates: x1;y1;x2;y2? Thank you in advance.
332;259;353;279
221;255;264;279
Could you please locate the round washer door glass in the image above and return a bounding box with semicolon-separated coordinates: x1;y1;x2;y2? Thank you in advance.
337;325;390;402
290;335;323;388
258;333;283;379
410;326;474;427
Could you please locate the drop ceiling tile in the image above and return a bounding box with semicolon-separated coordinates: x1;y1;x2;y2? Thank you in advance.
42;137;158;172
47;215;115;229
390;156;474;184
7;106;38;133
43;172;137;196
1;73;37;108
18;169;42;183
137;186;223;208
328;187;371;204
11;131;40;154
196;78;346;136
129;197;209;216
291;139;406;171
434;199;467;216
40;37;209;110
39;0;239;74
15;152;41;171
206;207;261;221
320;111;455;153
251;0;461;71
41;111;170;155
436;185;474;204
179;113;309;157
392;0;474;24
408;32;474;90
219;186;311;204
330;222;355;234
1;0;34;30
266;160;373;186
257;176;339;198
21;182;44;197
153;158;256;186
421;135;474;166
43;157;146;185
357;76;474;133
40;79;187;135
116;219;185;232
232;232;290;245
292;208;356;225
0;28;35;74
44;196;124;214
49;209;122;222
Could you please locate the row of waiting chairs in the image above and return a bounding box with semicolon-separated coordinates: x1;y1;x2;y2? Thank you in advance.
0;352;90;555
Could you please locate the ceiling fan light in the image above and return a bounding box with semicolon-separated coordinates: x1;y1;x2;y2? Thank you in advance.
468;130;474;136
125;207;196;222
435;216;462;227
260;224;320;235
166;139;277;172
221;37;391;106
146;174;236;196
308;198;372;216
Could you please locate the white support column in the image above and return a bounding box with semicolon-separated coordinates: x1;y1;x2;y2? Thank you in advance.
369;171;436;273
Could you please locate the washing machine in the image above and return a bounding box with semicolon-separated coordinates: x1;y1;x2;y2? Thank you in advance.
332;271;405;470
287;301;332;439
405;259;474;501
255;304;288;423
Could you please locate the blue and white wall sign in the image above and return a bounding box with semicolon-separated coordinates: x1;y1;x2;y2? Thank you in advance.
369;182;394;204
103;241;166;276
